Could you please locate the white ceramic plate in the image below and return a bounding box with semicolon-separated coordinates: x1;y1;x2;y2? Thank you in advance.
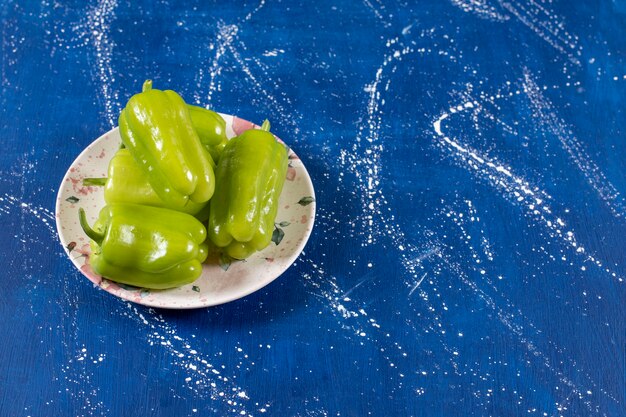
55;114;315;309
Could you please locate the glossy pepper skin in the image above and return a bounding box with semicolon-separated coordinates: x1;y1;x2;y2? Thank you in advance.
85;148;210;220
79;204;209;289
208;120;288;259
187;104;228;162
118;80;215;209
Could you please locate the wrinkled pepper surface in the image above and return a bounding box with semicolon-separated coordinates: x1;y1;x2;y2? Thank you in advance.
84;148;210;220
208;120;288;259
187;104;228;162
79;204;208;289
118;80;215;209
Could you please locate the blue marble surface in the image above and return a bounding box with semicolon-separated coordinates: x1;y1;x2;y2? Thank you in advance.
1;1;625;416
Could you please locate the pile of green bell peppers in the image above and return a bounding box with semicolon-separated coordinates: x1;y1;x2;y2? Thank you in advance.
80;80;288;289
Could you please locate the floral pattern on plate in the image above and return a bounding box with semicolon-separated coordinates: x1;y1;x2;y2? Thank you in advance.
55;114;315;309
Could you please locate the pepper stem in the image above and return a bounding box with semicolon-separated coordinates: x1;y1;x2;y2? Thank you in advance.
78;208;105;245
260;119;271;132
142;79;153;92
82;178;107;187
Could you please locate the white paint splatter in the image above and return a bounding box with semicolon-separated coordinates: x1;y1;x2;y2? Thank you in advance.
74;0;120;127
343;36;414;245
362;0;393;27
226;37;297;132
450;0;509;21
262;49;285;57
522;68;626;219
451;0;582;65
199;22;239;104
122;304;263;415
499;0;582;65
432;92;623;281
301;257;409;379
241;0;267;23
408;273;428;297
0;193;56;236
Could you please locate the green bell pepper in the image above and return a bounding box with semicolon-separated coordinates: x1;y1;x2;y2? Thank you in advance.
118;80;215;209
78;204;208;289
208;120;288;259
84;148;210;220
187;104;228;162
